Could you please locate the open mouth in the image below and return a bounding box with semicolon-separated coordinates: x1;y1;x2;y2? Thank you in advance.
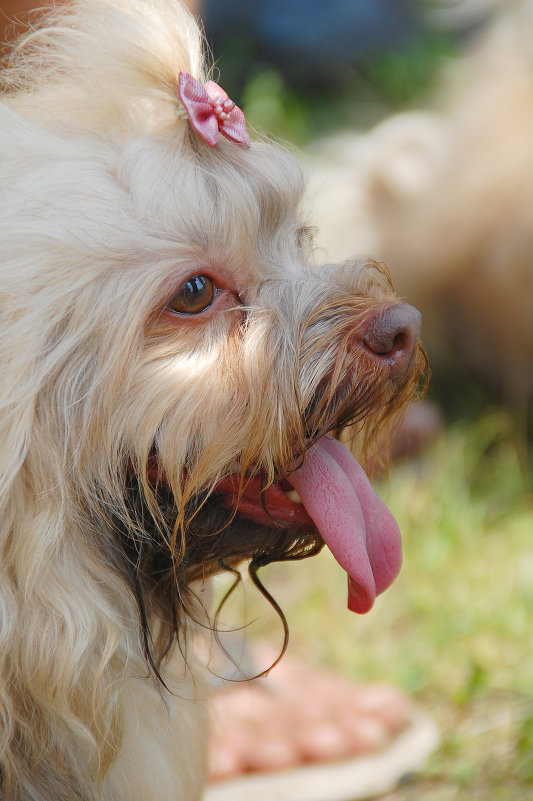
214;474;313;528
213;436;402;615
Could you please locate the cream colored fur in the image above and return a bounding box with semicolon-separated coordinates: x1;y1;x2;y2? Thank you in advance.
0;2;424;799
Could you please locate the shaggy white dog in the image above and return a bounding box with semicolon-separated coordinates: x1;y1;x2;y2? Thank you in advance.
0;2;425;799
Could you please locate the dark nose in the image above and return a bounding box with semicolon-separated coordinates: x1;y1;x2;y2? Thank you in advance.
363;303;421;379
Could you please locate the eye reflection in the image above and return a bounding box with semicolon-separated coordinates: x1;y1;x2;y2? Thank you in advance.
168;275;216;315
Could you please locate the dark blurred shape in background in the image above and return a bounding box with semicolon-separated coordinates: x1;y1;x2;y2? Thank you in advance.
205;0;421;88
198;1;493;151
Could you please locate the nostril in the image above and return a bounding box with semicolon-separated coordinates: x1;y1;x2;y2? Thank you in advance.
363;303;421;377
368;326;409;356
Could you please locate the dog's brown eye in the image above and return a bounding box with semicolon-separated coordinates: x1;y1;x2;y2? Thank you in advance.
168;275;216;314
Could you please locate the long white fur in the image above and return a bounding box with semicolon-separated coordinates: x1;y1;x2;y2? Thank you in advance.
0;2;422;799
0;3;225;798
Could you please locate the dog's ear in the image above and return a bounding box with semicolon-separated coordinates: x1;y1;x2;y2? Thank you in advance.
1;0;207;138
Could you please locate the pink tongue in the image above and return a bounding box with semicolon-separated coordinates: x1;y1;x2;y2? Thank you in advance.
288;437;402;614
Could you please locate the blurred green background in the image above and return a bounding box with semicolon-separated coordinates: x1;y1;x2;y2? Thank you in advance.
206;2;533;798
231;412;533;801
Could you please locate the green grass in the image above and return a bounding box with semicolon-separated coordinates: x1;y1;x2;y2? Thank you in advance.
215;412;533;800
218;32;457;145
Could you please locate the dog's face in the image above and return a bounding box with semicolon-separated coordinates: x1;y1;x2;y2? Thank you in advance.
0;1;426;678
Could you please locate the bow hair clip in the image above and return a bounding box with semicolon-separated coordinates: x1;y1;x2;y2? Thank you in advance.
178;72;250;148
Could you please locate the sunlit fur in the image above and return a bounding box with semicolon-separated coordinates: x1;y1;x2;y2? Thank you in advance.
0;2;426;799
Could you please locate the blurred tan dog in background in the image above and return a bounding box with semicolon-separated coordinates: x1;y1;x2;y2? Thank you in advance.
309;2;533;415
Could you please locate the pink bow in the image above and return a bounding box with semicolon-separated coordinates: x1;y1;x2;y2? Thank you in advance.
178;72;250;148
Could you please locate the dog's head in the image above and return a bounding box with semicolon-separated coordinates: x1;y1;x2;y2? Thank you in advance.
0;0;426;675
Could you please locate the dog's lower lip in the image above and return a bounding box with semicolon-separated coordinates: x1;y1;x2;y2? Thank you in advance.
214;475;314;527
